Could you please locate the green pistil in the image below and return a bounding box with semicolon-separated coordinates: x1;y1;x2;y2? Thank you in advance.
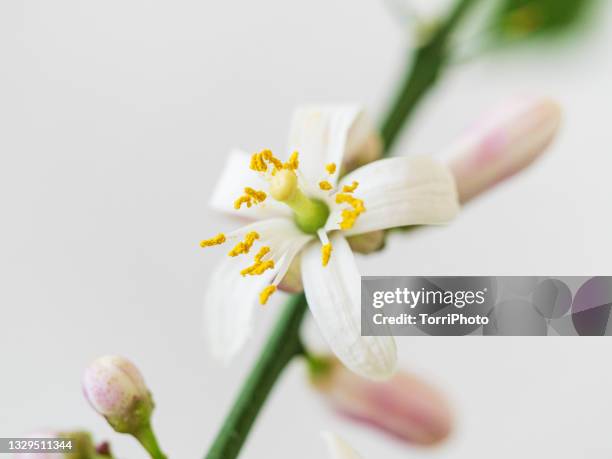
285;188;329;234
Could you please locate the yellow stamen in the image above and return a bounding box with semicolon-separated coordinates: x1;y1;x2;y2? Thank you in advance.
245;187;267;202
228;231;260;257
234;187;267;209
250;149;284;173
234;195;252;209
241;246;274;276
342;181;359;193
321;243;332;266
319;180;333;191
200;233;226;248
250;152;268;172
259;285;277;305
325;163;337;175
336;193;365;230
284;151;299;171
261;149;283;170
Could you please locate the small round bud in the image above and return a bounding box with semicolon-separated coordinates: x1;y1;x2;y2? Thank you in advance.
269;169;298;202
312;358;452;446
82;356;153;434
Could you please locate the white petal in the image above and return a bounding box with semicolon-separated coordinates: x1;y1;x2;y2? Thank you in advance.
301;233;396;380
329;156;460;235
203;218;306;363
209;149;291;219
288;106;379;184
322;433;364;459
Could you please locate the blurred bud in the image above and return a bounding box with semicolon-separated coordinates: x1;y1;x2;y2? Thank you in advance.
311;358;452;446
278;255;304;293
82;355;153;435
343;132;383;174
13;431;97;459
95;441;112;457
446;96;561;203
342;113;383;175
347;230;386;254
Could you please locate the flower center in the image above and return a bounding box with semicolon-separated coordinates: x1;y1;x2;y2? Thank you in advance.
269;169;330;234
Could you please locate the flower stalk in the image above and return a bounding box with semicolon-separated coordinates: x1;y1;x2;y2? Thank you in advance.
205;293;308;459
203;1;480;457
135;424;168;459
381;0;481;152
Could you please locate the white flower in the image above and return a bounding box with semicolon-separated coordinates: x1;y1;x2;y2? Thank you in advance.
201;105;459;380
322;432;364;459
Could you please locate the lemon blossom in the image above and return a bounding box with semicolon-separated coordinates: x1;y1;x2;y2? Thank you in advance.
201;106;459;380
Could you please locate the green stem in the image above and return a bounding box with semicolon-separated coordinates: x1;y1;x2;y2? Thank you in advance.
203;1;480;458
205;294;308;459
381;0;481;154
134;424;167;459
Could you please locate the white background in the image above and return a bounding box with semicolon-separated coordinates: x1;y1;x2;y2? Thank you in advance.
1;1;611;458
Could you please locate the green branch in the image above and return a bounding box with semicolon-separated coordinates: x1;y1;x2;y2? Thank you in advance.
205;294;307;459
381;0;481;152
203;1;479;458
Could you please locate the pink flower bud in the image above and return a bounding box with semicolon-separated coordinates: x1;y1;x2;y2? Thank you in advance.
82;356;153;434
447;96;561;203
312;359;452;446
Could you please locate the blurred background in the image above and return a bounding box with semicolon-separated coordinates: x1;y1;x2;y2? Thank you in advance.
1;0;611;457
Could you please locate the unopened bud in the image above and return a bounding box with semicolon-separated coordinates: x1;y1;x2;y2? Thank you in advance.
312;358;452;446
446;96;561;203
82;356;153;435
347;230;386;254
343;128;383;174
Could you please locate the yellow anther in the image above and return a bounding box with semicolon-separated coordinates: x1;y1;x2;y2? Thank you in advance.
325;163;337;175
336;193;365;230
250;152;268;172
319;180;333;191
250;149;284;173
245;187;267;202
228;231;260;257
261;149;283;171
321;243;332;266
259;285;277;305
234;195;252;209
342;181;359;193
284;151;299;171
234;187;267;209
200;233;226;248
241;246;274;276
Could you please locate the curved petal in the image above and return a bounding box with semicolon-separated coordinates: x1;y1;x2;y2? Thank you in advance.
328;156;459;235
301;233;396;380
322;432;364;459
203;218;306;363
209;149;291;219
288;106;380;184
